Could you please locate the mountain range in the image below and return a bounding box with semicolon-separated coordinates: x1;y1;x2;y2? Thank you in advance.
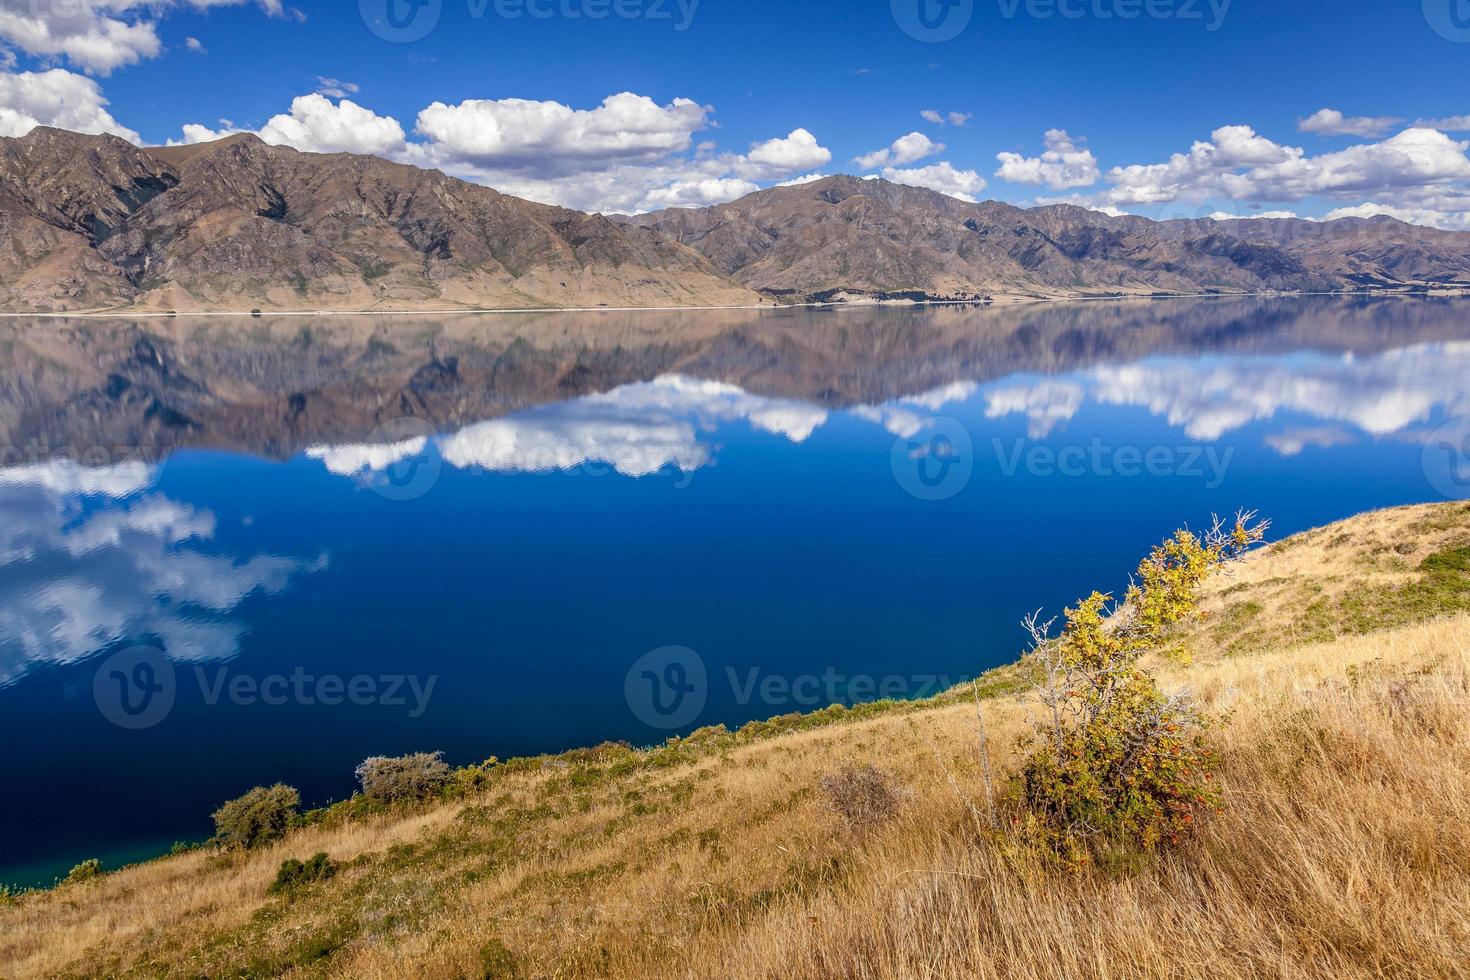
2;128;1470;314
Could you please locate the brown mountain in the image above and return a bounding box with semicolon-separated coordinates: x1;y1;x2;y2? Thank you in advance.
3;130;1470;313
628;175;1470;301
0;127;762;313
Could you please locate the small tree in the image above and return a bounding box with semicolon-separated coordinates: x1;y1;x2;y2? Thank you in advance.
212;784;301;849
63;859;102;885
1013;511;1268;866
355;751;451;803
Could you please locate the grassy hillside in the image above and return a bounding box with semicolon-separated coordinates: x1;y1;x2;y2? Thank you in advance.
3;503;1469;979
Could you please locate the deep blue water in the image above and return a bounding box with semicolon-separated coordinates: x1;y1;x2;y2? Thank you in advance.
2;298;1469;887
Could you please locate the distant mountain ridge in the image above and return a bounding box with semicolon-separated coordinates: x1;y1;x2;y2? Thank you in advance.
0;127;760;313
627;175;1470;302
2;128;1469;313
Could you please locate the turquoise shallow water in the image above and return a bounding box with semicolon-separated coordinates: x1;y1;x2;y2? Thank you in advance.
2;297;1468;887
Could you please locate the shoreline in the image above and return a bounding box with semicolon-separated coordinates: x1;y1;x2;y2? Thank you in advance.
2;287;1467;320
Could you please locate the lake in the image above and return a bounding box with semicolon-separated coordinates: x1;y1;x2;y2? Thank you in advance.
2;296;1469;887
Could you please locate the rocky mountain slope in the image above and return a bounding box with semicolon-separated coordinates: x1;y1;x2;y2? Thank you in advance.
629;175;1470;301
4;129;1470;312
0;128;761;313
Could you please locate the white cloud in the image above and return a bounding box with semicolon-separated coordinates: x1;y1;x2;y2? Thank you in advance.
1208;210;1304;220
855;131;944;169
921;109;971;127
1417;115;1470;132
0;68;139;142
1322;200;1470;229
314;76;358;99
258;94;405;155
176;94;405;155
396;93;832;212
184;36;205;53
413;92;710;174
880;161;987;202
638;176;760;209
1083;124;1470;228
1298;108;1402;138
733;128;831;180
0;0;284;74
777;172;828;186
995;129;1100;190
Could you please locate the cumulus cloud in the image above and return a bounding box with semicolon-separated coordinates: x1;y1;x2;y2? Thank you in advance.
880;160;987;201
0;0;285;74
1081;123;1470;229
383;92;829;212
638;176;760;209
1298;108;1402;138
855;131;944;169
175;94;406;155
994;129;1100;190
412;92;710;174
1322;200;1470;228
733;128;831;179
0;68;139;141
258;94;405;154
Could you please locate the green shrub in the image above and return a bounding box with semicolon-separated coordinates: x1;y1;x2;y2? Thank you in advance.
268;853;336;895
63;859;102;885
355;751;452;803
1011;512;1268;867
212;784;301;849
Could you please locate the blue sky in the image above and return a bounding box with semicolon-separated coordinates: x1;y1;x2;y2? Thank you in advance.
3;0;1470;224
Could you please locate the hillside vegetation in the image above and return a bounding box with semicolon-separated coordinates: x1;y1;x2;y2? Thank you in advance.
2;502;1468;979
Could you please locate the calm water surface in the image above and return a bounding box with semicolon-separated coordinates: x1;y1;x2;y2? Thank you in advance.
2;297;1469;886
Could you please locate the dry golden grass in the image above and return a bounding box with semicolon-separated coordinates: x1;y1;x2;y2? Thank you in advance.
3;503;1468;979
